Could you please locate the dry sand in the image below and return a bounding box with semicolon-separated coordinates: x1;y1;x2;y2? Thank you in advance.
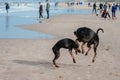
0;3;120;80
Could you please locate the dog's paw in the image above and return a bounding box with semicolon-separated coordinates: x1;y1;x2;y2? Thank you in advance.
73;59;76;63
85;53;88;56
92;59;95;63
55;65;60;68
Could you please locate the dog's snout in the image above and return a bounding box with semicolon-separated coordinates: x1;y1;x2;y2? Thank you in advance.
75;48;81;53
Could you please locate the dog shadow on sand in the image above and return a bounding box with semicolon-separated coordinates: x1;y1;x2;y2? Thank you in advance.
12;59;81;68
13;59;53;68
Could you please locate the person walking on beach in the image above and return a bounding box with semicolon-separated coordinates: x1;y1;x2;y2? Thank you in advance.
92;2;97;14
39;2;43;19
46;0;50;19
5;2;10;14
111;4;117;20
102;2;111;19
118;3;120;11
108;4;111;9
104;4;111;19
99;3;103;14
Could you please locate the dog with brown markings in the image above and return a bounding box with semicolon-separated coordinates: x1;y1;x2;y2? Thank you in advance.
52;38;81;67
74;27;104;62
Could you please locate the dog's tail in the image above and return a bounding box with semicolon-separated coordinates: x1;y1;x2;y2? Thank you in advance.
96;28;104;35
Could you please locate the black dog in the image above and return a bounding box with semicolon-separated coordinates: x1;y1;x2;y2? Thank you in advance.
74;27;104;62
52;38;81;67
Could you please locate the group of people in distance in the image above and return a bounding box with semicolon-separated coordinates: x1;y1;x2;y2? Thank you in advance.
39;0;50;19
92;1;119;20
4;0;50;19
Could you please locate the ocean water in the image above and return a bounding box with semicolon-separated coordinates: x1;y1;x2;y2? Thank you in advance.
0;0;66;2
0;2;91;39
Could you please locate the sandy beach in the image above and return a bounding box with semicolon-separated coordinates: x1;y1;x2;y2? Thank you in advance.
0;3;120;80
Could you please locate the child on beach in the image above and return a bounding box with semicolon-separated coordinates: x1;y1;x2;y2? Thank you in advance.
39;2;43;19
96;8;100;16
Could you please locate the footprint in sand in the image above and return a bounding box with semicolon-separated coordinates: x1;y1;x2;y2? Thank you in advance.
85;71;92;80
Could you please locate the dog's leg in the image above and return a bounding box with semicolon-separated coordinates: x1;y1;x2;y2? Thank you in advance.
81;42;85;54
53;52;60;67
92;43;98;62
92;48;97;63
85;43;91;56
69;50;76;63
75;40;81;55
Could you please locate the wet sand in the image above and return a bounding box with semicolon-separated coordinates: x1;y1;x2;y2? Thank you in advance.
0;3;120;80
